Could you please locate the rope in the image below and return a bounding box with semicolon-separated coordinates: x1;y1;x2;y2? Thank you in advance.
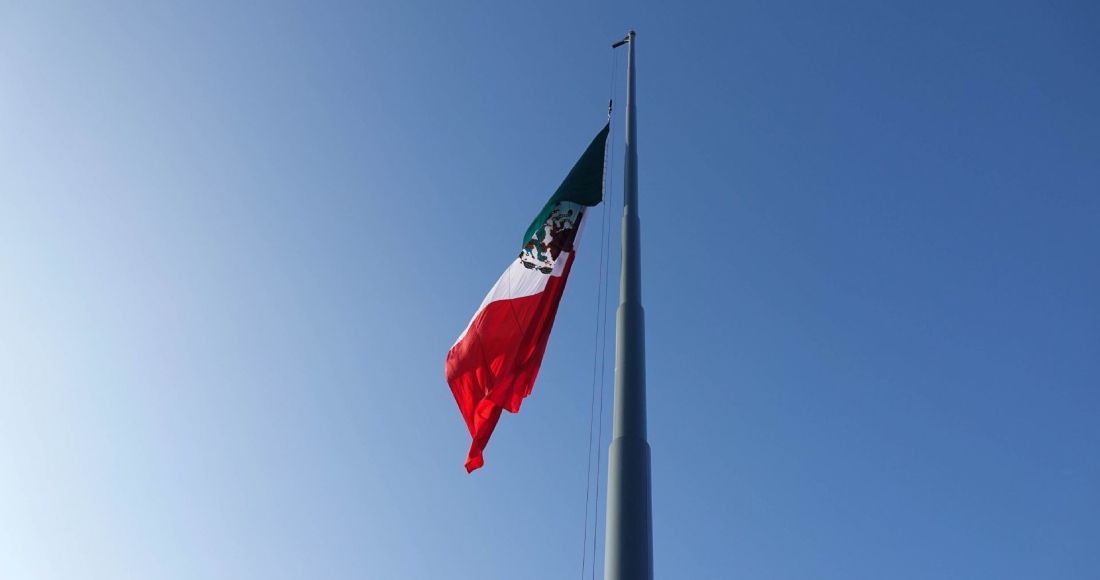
580;45;619;580
591;52;618;580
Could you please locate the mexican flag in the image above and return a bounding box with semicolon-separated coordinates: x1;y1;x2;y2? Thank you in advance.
446;124;610;472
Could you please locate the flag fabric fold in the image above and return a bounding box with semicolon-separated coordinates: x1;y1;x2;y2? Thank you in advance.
446;124;610;472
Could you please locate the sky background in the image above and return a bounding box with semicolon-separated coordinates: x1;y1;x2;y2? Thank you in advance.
2;0;1098;578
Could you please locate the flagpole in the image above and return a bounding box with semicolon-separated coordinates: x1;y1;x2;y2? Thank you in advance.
605;29;653;580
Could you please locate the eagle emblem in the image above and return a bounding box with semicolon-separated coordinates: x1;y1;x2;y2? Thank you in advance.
519;204;580;274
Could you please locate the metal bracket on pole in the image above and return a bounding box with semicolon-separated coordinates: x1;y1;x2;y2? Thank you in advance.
611;33;631;49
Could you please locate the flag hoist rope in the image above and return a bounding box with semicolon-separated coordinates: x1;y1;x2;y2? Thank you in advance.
580;45;620;580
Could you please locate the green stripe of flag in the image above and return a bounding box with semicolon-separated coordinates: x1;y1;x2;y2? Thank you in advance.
521;124;610;247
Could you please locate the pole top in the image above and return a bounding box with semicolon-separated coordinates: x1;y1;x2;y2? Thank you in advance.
612;30;634;48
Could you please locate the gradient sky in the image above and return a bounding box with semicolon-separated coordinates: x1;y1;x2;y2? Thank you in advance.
2;1;1098;578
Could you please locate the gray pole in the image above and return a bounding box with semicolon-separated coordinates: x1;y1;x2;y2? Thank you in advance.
604;30;653;580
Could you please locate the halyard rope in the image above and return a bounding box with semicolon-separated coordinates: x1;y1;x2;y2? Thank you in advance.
580;45;619;580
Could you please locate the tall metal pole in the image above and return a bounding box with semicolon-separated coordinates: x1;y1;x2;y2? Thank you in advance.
605;29;653;580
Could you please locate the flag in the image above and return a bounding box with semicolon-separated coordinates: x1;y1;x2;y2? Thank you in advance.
446;124;610;472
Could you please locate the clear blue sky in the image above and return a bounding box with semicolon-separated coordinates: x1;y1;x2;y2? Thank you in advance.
2;1;1097;578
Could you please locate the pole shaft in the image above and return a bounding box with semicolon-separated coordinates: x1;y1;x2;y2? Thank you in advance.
604;30;653;580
